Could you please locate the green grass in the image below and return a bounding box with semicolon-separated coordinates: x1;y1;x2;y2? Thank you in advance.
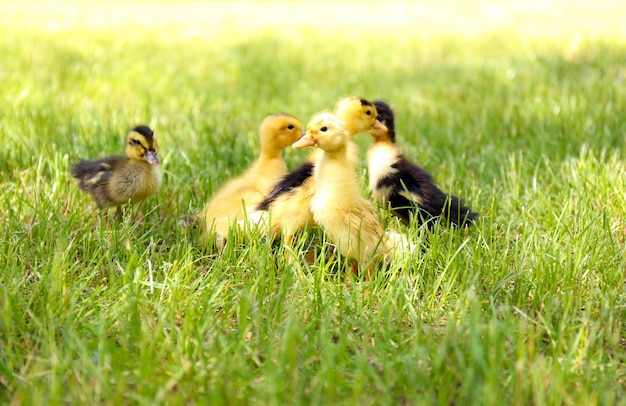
1;1;626;404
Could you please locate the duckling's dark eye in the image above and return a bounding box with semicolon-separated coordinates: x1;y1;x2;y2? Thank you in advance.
131;139;142;146
320;126;328;132
365;110;372;116
287;124;295;130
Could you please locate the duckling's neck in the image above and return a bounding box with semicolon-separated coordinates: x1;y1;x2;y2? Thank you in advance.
367;140;400;195
129;158;161;173
259;145;283;160
250;152;288;190
343;122;365;136
314;142;361;197
307;148;324;164
255;148;286;165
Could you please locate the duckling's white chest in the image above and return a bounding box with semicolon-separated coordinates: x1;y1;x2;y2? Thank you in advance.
152;164;163;189
367;144;399;200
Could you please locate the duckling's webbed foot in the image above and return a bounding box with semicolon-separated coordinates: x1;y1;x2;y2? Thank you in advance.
114;206;124;222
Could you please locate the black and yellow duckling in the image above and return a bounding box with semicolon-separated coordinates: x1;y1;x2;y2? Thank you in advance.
200;113;303;247
253;97;385;246
367;100;478;227
71;125;161;218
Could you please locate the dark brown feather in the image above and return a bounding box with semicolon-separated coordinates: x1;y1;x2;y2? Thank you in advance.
71;156;126;208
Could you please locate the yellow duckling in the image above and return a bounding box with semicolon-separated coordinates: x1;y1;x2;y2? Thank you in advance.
335;96;383;137
292;112;392;277
71;125;161;218
201;113;303;247
253;97;386;248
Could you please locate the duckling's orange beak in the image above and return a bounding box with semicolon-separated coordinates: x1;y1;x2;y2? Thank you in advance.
373;119;387;132
292;134;317;149
368;119;388;139
144;149;159;165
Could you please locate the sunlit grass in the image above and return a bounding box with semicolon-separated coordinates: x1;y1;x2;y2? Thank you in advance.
1;1;625;404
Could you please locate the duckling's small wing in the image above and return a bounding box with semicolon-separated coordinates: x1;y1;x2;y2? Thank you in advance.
389;158;477;226
256;162;315;211
71;156;125;189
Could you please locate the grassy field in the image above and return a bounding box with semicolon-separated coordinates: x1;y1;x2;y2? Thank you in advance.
1;0;625;404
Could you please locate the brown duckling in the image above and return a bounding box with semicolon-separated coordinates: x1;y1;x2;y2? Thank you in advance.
367;100;478;227
71;125;161;218
201;113;303;247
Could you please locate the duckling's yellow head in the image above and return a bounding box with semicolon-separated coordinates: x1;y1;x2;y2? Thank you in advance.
258;113;303;155
333;97;387;136
293;112;350;153
126;125;159;165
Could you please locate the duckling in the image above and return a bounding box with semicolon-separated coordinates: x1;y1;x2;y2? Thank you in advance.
201;113;303;247
293;112;392;277
367;100;478;227
253;161;316;247
71;125;161;218
253;97;386;247
335;96;383;136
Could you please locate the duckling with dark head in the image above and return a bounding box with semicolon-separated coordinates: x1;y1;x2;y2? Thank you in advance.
71;125;161;218
367;100;477;227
